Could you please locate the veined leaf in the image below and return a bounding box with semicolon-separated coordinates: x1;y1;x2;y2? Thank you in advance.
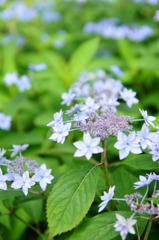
47;164;99;238
69;37;100;80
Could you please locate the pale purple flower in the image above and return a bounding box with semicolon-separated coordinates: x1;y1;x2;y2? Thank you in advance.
3;72;18;86
114;131;142;160
47;110;63;127
98;186;115;212
137;124;154;149
81;97;99;113
139;108;156;127
73;111;88;123
17;75;31;92
49;122;71;144
66;104;82;115
73;132;103;160
134;174;153;189
154;10;159;21
0;168;7;190
32;164;54;191
11;171;35;196
61;89;75;106
10;144;29;158
114;214;137;240
53;39;65;49
110;65;123;78
149;144;159;161
120;88;139;108
0;112;12;131
28;63;47;71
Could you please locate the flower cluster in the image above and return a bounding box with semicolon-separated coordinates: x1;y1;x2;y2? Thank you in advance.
4;72;31;92
0;112;12;131
0;145;54;195
84;18;153;42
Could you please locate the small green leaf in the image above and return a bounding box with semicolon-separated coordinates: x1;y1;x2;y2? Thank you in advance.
47;164;99;238
69;37;100;79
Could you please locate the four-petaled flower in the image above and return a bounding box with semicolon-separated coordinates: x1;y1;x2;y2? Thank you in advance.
120;88;139;108
73;132;103;160
81;97;99;113
10;144;29;157
32;164;54;191
47;110;63;127
114;213;137;240
139;108;156;128
11;171;35;196
137;123;154;149
0;168;7;190
49;122;71;144
114;131;142;160
61;89;75;106
98;186;115;212
134;173;153;189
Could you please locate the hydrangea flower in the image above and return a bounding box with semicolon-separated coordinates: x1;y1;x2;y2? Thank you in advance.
149;144;159;162
81;97;99;113
139;108;156;128
0;168;7;190
114;214;137;240
47;110;63;127
16;75;31;92
137;124;154;149
49;122;71;144
110;65;123;78
114;131;142;160
3;72;18;86
11;171;35;196
32;164;54;191
73;132;103;160
28;63;47;71
120;88;139;108
0;112;12;131
61;89;75;106
134;173;153;189
98;186;115;212
10;144;29;158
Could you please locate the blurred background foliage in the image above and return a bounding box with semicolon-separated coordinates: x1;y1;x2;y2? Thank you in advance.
0;0;159;239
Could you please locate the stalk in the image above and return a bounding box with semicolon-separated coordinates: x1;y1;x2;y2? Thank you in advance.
143;217;153;240
101;140;109;191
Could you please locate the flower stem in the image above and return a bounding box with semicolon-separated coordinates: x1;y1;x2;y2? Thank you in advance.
144;217;153;240
101;140;109;192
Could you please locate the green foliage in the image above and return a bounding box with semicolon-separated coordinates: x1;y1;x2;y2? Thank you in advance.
47;164;98;238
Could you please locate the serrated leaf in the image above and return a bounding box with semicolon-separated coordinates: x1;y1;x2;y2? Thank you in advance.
69;37;100;79
123;154;158;170
47;164;99;238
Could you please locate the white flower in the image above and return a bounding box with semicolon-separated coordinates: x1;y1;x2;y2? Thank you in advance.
0;168;7;190
73;111;88;123
28;63;47;71
47;110;63;127
0;112;12;131
114;214;137;240
61;89;75;106
98;186;115;212
32;164;54;191
10;144;29;158
139;108;156;127
110;65;123;77
16;75;31;92
81;97;99;113
114;131;142;160
120;88;139;108
49;122;71;144
134;174;153;189
73;132;103;160
11;171;35;196
149;144;159;162
3;72;18;86
137;124;154;149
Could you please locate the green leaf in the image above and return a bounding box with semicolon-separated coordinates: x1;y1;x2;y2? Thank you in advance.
69;37;100;79
47;164;99;238
123;154;159;170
